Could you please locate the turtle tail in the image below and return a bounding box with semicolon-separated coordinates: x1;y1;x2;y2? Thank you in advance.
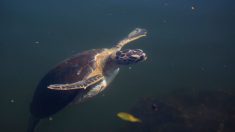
27;115;40;132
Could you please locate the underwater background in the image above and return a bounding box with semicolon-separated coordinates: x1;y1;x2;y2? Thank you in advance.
0;0;234;132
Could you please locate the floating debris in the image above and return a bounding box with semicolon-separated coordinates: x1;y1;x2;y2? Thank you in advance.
151;103;159;111
128;67;132;70
117;112;142;123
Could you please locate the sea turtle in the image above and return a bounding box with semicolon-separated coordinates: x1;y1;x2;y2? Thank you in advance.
28;28;147;132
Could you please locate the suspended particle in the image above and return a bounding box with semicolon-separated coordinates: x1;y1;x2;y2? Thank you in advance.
191;6;196;10
10;99;15;103
49;117;53;121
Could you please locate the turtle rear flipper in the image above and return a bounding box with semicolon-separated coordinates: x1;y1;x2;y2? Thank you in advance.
48;74;104;90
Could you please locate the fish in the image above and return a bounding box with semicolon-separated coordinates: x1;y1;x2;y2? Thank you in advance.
117;112;142;123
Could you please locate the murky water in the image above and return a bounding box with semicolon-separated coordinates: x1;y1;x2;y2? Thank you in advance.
1;0;234;132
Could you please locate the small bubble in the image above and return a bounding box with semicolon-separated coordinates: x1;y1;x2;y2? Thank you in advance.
128;67;132;70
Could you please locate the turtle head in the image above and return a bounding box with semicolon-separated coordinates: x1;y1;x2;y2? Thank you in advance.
115;49;147;65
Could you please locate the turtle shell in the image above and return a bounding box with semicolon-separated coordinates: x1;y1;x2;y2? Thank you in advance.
30;49;105;118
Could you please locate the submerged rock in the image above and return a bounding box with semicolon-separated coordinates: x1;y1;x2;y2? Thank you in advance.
122;89;235;132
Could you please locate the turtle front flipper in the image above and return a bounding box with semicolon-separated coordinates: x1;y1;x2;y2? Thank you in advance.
115;28;147;50
48;74;104;90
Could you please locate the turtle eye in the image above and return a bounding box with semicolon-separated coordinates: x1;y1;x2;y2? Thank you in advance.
115;56;121;60
116;51;122;56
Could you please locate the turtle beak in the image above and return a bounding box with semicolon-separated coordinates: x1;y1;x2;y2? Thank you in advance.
137;50;147;62
142;53;147;61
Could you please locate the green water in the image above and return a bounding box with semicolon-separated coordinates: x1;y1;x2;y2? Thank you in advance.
1;0;234;132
